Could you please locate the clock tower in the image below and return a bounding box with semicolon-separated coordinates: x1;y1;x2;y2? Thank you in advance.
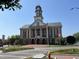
34;5;43;22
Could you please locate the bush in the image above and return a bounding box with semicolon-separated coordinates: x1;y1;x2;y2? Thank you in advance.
51;48;79;54
3;45;33;52
73;32;79;41
66;36;76;44
61;38;67;45
7;35;24;45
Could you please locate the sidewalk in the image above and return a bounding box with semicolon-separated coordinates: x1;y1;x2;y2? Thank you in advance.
51;55;79;59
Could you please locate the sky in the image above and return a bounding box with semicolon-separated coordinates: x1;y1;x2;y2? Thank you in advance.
0;0;79;39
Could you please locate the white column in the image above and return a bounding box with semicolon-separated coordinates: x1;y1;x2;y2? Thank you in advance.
54;27;57;44
29;29;31;38
46;26;48;38
27;29;28;38
35;39;37;44
58;27;60;37
53;27;55;37
40;28;42;37
46;26;49;44
52;27;55;38
59;27;62;44
35;29;36;38
54;27;56;37
20;29;23;39
55;27;58;37
20;29;23;38
60;27;62;37
58;27;62;37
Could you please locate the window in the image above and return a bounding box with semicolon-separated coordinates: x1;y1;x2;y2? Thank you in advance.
42;28;46;37
48;28;52;37
31;29;35;37
23;31;26;38
36;29;40;36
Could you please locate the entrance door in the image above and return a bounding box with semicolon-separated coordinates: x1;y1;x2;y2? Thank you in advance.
42;39;47;44
37;39;40;44
32;39;35;44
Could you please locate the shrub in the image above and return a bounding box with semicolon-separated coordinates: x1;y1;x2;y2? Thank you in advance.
2;45;33;52
66;36;76;44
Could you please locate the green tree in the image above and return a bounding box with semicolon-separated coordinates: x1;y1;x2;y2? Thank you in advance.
73;32;79;41
0;39;3;47
61;37;67;45
66;36;76;44
0;0;22;11
8;35;21;45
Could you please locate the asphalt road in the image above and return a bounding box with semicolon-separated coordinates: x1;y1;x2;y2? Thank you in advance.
0;48;48;59
0;45;79;59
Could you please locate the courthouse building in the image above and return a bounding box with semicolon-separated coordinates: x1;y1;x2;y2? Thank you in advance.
20;5;62;44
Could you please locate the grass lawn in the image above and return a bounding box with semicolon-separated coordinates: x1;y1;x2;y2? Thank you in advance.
0;48;3;50
51;48;79;54
2;45;34;52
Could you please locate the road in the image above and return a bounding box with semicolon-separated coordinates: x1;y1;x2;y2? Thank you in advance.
0;45;79;59
0;48;48;59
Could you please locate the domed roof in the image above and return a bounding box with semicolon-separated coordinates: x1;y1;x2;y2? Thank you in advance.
36;5;42;10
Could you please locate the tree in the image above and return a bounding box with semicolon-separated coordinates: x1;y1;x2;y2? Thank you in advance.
0;0;22;11
73;32;79;41
8;35;21;45
0;39;3;47
61;37;67;45
66;36;76;44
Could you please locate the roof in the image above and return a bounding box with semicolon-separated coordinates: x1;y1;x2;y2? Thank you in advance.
20;22;62;29
30;20;45;27
21;24;30;29
47;22;62;27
